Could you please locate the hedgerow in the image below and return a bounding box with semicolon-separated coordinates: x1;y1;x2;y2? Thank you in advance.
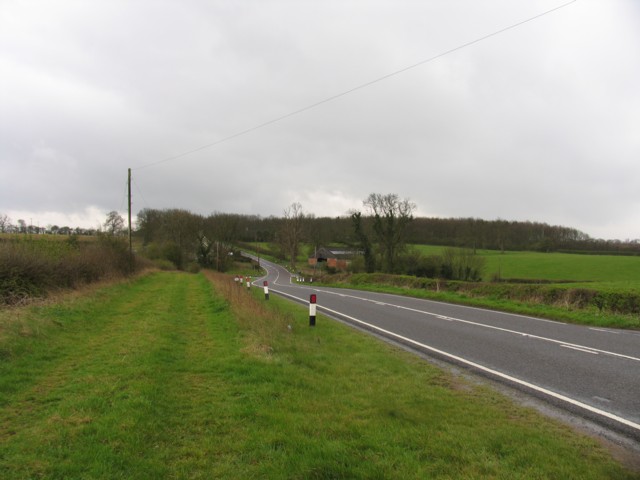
0;235;147;305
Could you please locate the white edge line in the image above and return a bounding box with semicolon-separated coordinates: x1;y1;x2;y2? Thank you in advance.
270;287;640;433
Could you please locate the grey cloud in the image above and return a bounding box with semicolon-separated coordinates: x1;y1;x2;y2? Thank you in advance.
1;0;639;239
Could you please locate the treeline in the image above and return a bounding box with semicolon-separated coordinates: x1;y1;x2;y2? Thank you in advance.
135;208;640;273
0;213;98;236
407;218;640;254
243;215;640;255
137;209;237;271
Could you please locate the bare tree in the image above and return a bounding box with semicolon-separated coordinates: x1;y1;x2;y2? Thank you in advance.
351;211;375;273
104;211;125;236
363;193;415;273
0;214;11;233
280;202;305;268
440;247;485;281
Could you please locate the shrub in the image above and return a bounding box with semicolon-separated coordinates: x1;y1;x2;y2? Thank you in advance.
186;262;201;274
154;259;176;271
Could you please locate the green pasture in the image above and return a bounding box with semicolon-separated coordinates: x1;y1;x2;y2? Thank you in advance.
411;245;640;285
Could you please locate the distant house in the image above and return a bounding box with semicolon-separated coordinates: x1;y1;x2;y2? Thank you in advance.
308;247;360;271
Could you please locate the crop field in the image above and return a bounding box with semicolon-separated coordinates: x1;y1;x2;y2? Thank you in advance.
0;271;636;478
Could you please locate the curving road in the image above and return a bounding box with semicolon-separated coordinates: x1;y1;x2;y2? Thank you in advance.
249;257;640;441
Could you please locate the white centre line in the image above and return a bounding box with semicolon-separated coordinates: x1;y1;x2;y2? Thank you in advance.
589;328;620;334
560;344;599;354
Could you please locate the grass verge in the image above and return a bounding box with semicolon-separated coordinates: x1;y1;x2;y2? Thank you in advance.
0;271;637;478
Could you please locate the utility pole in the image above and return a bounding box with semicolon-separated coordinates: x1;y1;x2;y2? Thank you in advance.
255;231;260;268
128;168;133;272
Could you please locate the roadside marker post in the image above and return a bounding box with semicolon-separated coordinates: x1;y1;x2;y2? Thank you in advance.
263;281;269;300
246;276;251;289
309;294;317;327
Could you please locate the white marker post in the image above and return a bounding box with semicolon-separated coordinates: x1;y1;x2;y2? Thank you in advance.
263;281;269;300
309;294;317;327
246;276;251;289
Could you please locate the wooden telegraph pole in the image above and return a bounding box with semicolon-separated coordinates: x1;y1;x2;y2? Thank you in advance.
128;168;133;272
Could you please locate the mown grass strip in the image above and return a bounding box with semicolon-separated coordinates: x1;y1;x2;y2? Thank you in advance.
0;271;637;478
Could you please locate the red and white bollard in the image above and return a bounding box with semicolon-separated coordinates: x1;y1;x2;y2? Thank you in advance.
246;276;251;289
263;281;269;300
309;294;317;327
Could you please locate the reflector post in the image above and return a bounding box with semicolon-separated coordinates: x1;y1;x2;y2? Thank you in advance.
309;294;317;326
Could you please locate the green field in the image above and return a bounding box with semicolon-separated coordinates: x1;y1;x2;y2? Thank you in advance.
412;245;640;283
0;232;97;243
0;272;637;478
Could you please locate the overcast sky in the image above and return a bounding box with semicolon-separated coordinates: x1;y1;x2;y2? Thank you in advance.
1;0;639;240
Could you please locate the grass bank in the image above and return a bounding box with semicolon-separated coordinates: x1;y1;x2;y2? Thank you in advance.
0;272;637;478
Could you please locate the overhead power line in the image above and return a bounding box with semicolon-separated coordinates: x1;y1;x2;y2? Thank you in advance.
134;0;578;171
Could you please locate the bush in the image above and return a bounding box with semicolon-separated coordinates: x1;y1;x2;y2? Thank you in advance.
186;262;201;274
593;291;640;314
153;259;176;271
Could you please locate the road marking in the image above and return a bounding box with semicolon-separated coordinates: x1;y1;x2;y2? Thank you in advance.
270;286;640;434
560;344;599;355
593;396;611;403
589;328;620;334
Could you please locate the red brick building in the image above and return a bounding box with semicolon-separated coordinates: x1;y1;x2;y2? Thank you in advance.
308;247;359;271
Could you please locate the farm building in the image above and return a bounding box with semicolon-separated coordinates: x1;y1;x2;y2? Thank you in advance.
308;247;360;271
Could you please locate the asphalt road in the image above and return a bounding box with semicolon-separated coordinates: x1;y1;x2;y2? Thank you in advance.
248;257;640;440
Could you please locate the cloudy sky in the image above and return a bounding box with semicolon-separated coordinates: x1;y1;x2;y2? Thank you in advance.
1;0;639;240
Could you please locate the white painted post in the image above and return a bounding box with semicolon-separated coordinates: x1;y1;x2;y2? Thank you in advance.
309;294;317;326
263;281;269;300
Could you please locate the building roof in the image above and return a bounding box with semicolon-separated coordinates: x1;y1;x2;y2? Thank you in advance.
310;247;361;260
